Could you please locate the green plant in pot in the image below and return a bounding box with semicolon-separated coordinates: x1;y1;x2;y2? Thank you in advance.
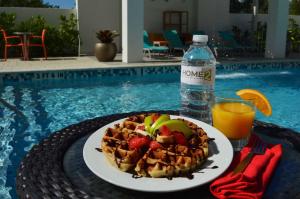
95;30;119;61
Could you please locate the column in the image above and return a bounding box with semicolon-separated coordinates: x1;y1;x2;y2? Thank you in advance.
75;0;80;56
122;0;144;63
265;0;289;58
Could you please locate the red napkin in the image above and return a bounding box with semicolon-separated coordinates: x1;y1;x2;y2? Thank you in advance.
210;134;282;199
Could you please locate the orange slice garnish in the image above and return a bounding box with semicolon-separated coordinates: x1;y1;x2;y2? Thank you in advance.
236;89;272;116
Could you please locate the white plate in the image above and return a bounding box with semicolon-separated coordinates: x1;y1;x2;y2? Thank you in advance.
83;115;233;193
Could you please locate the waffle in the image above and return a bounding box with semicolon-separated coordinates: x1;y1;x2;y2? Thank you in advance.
101;114;209;178
101;121;143;171
135;119;209;177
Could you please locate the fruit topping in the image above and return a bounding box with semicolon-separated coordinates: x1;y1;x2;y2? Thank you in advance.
129;136;150;150
152;114;160;122
144;115;153;132
152;119;193;138
136;125;145;131
173;131;187;145
159;125;172;136
144;113;161;133
149;141;162;150
149;114;171;135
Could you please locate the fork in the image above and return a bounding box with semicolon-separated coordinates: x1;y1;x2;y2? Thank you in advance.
232;138;267;175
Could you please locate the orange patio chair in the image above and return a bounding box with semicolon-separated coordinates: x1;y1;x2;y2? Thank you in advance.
0;29;25;61
148;32;168;46
28;29;47;59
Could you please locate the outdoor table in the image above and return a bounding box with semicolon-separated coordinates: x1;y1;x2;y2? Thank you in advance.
16;111;300;199
13;32;33;60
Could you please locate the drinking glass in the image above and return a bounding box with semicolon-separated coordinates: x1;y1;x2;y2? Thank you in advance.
212;96;256;151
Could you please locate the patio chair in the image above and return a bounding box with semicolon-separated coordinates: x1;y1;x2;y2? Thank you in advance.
148;32;168;46
193;30;206;35
181;33;192;45
28;29;47;59
143;31;169;58
181;31;206;45
0;29;25;61
216;31;245;56
163;30;188;54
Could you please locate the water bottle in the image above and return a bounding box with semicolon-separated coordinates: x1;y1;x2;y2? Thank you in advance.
180;35;216;124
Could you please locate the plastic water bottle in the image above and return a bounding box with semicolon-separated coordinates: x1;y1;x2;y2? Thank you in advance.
180;35;216;124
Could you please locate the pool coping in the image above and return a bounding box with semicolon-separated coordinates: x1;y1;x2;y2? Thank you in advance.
1;58;300;85
1;56;300;74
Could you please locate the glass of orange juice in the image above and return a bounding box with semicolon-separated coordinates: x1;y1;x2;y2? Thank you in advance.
212;96;256;151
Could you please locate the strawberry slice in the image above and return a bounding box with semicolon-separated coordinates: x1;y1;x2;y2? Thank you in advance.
129;136;150;150
159;125;172;136
149;141;162;150
152;114;160;122
173;131;187;145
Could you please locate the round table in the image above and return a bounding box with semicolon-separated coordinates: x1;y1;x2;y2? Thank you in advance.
13;32;33;60
16;111;300;199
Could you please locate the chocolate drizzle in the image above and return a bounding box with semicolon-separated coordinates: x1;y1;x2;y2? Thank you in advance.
114;149;122;168
132;174;142;179
101;114;215;181
185;172;194;179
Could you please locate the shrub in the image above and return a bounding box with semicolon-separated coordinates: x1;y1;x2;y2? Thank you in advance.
56;13;80;56
287;18;300;52
17;15;47;33
0;12;16;33
0;12;17;58
0;12;79;58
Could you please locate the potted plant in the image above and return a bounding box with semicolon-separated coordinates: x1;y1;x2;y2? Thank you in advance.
95;30;119;61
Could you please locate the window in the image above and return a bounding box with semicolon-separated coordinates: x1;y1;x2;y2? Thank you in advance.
230;0;253;14
229;0;268;14
258;0;268;14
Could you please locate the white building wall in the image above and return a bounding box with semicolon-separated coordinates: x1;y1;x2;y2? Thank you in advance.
77;0;121;56
77;0;199;55
196;0;230;36
0;7;76;26
144;0;198;33
1;1;297;56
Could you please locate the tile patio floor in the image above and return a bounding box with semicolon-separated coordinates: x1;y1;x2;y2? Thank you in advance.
0;53;300;74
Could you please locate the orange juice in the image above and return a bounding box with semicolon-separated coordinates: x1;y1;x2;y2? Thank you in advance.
212;102;255;140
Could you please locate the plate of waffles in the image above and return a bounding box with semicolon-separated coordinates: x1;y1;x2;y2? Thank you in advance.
83;114;233;192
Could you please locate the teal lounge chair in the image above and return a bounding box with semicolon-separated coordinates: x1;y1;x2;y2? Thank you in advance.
163;30;188;54
193;30;206;35
218;31;244;49
143;31;169;58
217;31;257;57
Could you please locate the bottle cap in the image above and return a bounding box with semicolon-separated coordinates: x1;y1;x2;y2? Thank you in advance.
193;35;208;43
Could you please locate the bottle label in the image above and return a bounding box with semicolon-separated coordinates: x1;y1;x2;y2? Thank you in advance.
181;65;215;85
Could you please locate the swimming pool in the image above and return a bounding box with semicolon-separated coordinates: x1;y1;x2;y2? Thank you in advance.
0;64;300;198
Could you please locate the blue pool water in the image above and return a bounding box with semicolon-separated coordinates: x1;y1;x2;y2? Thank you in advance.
0;66;300;198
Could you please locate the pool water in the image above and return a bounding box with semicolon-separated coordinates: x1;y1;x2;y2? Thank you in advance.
0;67;300;198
